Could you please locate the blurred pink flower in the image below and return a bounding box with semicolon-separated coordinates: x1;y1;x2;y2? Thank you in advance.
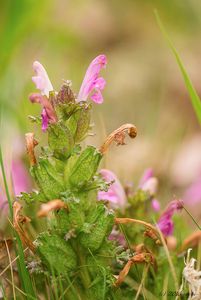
0;159;31;214
151;199;160;212
98;169;127;209
11;160;31;196
183;175;201;205
157;199;183;236
139;168;153;187
32;61;53;97
139;168;160;211
78;54;107;104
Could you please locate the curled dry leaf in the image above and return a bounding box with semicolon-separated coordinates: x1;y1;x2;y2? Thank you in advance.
25;132;38;166
114;252;155;287
13;202;35;252
144;228;162;245
37;199;68;217
99;123;137;154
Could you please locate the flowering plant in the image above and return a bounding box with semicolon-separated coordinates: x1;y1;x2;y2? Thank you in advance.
0;56;200;300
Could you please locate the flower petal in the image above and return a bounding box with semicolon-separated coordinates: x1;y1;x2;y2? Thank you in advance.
78;54;107;102
32;61;53;97
98;169;127;210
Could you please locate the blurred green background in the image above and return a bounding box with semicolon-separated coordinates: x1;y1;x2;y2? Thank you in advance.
1;0;201;210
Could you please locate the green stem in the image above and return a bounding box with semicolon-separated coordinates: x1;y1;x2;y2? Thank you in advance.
0;146;13;218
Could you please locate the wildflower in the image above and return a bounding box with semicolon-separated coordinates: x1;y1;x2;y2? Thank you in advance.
139;168;160;211
0;158;31;213
32;61;53;97
98;169;127;210
77;54;107;104
157;199;183;236
29;93;57;131
151;198;160;212
31;61;56;131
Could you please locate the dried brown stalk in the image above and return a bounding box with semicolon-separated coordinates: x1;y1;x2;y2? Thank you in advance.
99;123;137;154
114;252;154;287
13;202;35;252
115;217;159;236
37;199;68;217
25;132;38;166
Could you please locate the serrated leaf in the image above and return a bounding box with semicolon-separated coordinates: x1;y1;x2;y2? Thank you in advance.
48;123;74;160
69;146;102;189
31;158;64;201
37;233;77;274
80;203;114;251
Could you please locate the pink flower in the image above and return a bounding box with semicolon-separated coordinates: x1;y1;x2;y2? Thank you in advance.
139;168;160;211
77;54;107;104
32;61;53;97
98;169;127;210
0;159;31;214
157;199;183;236
31;61;55;131
29;93;57;132
11;160;31;196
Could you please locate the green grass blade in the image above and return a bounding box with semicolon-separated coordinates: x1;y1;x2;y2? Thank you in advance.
155;10;201;125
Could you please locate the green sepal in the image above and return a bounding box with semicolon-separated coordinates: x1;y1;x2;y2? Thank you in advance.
48;123;74;160
79;203;114;251
36;232;77;274
67;104;91;143
31;158;64;201
68;146;102;189
18;191;47;203
55;203;85;234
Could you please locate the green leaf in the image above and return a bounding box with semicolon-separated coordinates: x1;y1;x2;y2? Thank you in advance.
80;203;114;251
37;233;77;274
155;10;201;124
31;158;65;201
19;191;47;203
67;105;91;143
48;123;74;160
68;146;102;189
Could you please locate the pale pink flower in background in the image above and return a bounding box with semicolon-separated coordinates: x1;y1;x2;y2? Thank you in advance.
32;61;53;97
0;159;31;214
78;54;107;104
11;160;31;196
183;175;201;206
139;168;153;187
139;168;160;211
151;198;160;212
98;169;127;210
157;199;183;236
171;134;201;186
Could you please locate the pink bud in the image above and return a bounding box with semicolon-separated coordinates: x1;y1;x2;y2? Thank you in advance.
157;199;183;236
